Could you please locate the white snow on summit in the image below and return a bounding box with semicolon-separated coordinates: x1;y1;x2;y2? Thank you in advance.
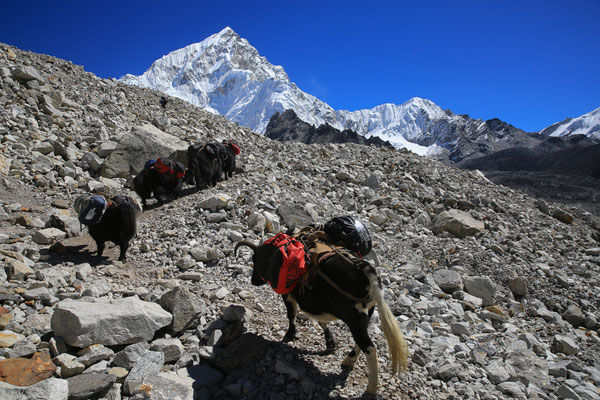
121;27;600;151
540;106;600;140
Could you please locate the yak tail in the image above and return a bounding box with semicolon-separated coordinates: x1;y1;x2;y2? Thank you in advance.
372;283;408;375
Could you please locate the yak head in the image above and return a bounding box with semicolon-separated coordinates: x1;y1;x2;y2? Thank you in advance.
234;240;270;286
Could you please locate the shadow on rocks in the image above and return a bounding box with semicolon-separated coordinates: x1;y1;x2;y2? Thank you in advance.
206;332;377;400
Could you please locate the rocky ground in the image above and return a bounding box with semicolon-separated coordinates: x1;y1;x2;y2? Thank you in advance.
1;42;600;400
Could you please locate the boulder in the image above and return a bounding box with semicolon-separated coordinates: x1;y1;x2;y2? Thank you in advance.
277;202;318;228
100;124;187;178
66;373;117;400
51;297;172;347
431;209;484;238
158;286;206;335
432;269;463;293
123;350;164;395
0;352;56;386
464;276;496;306
0;377;68;400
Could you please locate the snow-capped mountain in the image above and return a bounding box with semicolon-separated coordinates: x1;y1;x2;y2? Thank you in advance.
120;27;598;159
539;106;600;140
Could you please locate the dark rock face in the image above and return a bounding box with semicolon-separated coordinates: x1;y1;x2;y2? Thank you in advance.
265;110;393;148
460;136;600;215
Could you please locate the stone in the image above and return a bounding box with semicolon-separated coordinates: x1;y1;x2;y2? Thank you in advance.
101;124;187;178
176;365;223;388
23;287;53;302
51;297;172;347
215;333;271;373
485;360;510;384
76;344;114;367
431;209;485;238
0;352;56;386
362;173;380;189
552;335;579;355
150;338;184;363
112;342;150;369
11;66;45;83
123;350;164;395
53;353;85;378
222;304;253;323
134;372;194;399
247;212;266;232
509;276;528;297
263;211;281;233
82;152;103;172
432;269;463;293
0;377;68;400
198;194;231;211
464;276;496;306
32;228;66;245
562;304;586;328
275;359;306;380
4;258;34;280
66;372;117;400
505;348;549;388
158;286;205;334
0;330;23;348
277;202;318;228
552;208;574;224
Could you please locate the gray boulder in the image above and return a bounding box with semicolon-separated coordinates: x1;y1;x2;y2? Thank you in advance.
277;202;318;228
101;124;187;178
51;297;172;347
0;378;68;400
431;209;484;238
158;286;206;334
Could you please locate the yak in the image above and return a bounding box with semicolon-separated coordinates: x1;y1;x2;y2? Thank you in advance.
234;239;408;395
186;143;222;190
88;195;140;262
133;159;185;207
218;139;240;180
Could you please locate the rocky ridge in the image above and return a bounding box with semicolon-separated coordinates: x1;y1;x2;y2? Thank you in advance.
1;42;600;400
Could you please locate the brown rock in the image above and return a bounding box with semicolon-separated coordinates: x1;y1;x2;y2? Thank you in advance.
0;351;56;386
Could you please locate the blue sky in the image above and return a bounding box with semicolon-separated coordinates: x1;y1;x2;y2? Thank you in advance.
2;0;599;132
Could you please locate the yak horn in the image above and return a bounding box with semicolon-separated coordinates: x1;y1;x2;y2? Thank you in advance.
234;240;258;257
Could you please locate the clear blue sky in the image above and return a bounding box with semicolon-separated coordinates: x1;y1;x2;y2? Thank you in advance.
2;0;599;132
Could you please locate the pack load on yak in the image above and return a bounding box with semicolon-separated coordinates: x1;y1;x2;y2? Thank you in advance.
224;138;241;155
253;233;309;294
150;158;185;179
249;215;373;295
74;194;108;227
322;215;372;257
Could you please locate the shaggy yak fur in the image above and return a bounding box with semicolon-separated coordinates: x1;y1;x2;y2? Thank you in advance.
89;198;138;261
235;239;408;395
133;161;184;207
186;143;222;190
218;140;239;180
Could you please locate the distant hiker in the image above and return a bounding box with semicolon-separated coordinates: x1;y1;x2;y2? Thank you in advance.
160;96;168;109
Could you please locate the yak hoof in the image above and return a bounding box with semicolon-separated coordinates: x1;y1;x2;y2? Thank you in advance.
282;333;295;343
365;383;379;395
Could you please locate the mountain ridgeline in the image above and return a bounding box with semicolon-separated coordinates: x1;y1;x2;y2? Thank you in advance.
265;110;393;148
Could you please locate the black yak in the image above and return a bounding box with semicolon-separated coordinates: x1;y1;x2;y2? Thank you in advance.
186;143;222;190
75;194;141;262
234;236;408;395
133;158;185;207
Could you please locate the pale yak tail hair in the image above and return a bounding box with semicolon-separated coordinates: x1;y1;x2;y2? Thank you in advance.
370;275;409;374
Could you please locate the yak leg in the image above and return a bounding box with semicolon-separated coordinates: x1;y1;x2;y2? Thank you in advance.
282;295;298;342
319;322;336;354
95;240;105;257
345;311;379;394
342;344;362;367
117;242;128;262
